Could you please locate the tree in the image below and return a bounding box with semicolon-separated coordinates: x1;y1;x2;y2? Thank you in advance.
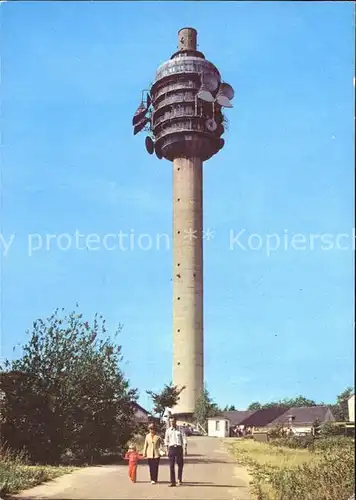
248;396;317;411
264;396;317;409
319;421;344;437
194;387;220;431
288;396;317;407
248;402;262;410
331;387;354;421
146;383;185;420
0;307;137;464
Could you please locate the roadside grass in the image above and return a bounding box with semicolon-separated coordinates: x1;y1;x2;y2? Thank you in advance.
227;437;355;500
228;438;315;468
0;447;76;497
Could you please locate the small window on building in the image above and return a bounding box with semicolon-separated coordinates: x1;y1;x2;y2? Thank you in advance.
215;420;220;431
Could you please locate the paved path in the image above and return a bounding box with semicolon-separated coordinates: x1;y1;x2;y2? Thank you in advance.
16;437;251;500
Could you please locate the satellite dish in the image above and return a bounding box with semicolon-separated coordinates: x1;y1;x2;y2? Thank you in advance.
205;118;217;132
197;88;214;102
155;143;163;159
145;136;154;155
219;83;234;100
133;116;150;135
216;95;233;108
216;83;234;108
201;72;219;93
132;103;148;126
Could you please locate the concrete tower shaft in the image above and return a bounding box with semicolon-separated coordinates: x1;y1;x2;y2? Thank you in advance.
149;28;225;417
173;156;203;415
134;27;233;418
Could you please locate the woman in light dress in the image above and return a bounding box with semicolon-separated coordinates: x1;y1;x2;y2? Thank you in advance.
142;423;163;484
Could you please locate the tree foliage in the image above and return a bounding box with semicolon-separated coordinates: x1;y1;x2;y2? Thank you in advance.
319;421;345;437
146;383;185;419
194;387;220;431
248;401;262;410
247;396;317;411
330;387;353;421
247;388;354;423
223;405;236;411
0;307;137;464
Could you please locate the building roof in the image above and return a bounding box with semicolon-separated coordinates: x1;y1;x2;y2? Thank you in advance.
212;405;335;428
132;401;150;415
221;410;256;426
240;407;288;428
131;401;151;422
267;406;334;427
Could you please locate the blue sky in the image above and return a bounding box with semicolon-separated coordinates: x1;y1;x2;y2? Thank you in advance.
1;1;354;411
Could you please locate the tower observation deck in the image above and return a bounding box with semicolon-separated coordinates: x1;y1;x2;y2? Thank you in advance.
132;28;234;419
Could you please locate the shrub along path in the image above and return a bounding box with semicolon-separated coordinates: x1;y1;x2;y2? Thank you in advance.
228;436;355;500
14;437;251;500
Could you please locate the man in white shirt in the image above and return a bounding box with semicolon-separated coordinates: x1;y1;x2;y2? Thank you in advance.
164;415;187;486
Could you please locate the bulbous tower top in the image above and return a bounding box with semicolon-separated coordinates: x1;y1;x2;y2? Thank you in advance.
132;28;234;161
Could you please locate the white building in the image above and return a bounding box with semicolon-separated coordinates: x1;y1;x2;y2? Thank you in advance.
348;394;355;422
207;416;230;437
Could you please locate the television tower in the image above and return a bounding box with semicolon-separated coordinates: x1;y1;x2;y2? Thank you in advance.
132;28;234;419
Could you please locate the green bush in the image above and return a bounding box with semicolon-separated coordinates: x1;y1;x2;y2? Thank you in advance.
269;435;315;450
320;421;346;436
270;435;354;453
268;425;288;439
231;437;355;500
312;436;353;451
1;307;137;464
261;441;355;500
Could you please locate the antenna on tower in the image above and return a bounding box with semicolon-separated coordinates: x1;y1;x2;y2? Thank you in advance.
145;136;155;155
197;72;219;103
132;91;152;133
205;118;217;132
197;74;235;109
215;83;234;108
133;117;150;135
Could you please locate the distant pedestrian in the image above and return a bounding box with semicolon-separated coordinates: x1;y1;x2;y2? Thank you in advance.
182;424;188;455
143;423;162;484
124;444;143;483
165;415;186;487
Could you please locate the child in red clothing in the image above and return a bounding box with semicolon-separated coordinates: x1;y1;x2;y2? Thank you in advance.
124;444;143;482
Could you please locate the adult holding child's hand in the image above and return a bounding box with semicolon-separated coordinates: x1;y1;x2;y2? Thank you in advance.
143;423;162;484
